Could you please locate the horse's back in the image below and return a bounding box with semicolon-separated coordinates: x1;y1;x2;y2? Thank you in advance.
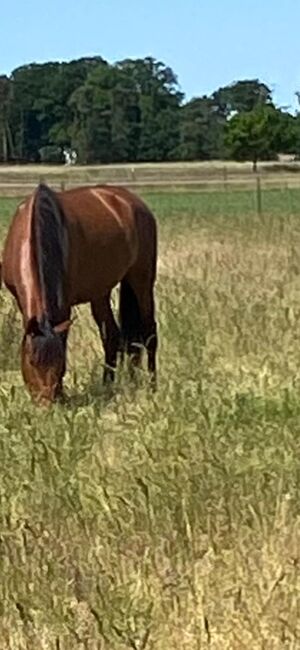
57;185;157;304
2;184;157;309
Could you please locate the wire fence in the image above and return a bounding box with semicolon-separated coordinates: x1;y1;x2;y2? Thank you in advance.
0;176;300;194
1;165;300;206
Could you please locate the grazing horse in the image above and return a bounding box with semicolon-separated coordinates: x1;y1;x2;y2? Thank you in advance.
1;184;157;404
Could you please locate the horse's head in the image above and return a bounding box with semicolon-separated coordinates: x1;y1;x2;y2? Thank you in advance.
21;317;71;404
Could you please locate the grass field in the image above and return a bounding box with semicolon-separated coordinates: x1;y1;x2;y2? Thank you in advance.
0;187;300;648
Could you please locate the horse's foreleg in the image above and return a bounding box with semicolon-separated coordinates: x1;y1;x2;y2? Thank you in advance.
91;297;121;383
56;327;69;400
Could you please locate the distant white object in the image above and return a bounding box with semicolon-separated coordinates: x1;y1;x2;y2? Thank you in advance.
63;149;71;165
227;109;238;121
63;148;77;166
278;153;296;163
71;149;78;165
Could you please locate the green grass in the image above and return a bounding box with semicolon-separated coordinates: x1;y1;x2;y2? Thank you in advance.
0;188;300;647
0;198;19;229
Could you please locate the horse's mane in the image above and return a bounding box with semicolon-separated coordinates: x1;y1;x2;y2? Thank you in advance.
32;184;68;323
26;316;65;367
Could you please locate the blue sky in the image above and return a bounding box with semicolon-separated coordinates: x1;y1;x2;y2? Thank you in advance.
1;0;300;110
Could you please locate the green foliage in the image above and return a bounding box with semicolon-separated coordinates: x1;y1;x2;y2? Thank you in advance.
177;79;274;162
1;56;300;164
212;79;273;116
225;105;287;168
178;96;226;160
3;56;182;164
8;58;105;160
69;57;182;163
0;75;11;161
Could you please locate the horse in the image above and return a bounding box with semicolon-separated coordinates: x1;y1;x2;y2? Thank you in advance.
1;183;158;404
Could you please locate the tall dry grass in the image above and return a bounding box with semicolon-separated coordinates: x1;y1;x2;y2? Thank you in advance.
0;189;299;648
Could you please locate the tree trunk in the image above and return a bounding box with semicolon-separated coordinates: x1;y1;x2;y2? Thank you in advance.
2;125;8;162
19;110;24;159
6;122;14;159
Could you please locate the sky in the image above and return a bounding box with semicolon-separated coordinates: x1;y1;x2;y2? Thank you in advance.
1;0;300;110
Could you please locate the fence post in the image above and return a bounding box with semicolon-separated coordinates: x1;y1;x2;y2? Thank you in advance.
60;180;66;192
256;175;262;216
223;166;228;191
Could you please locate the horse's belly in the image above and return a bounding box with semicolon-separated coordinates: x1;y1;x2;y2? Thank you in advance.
68;239;133;305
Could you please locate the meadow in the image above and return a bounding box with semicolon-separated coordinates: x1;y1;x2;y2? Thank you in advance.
0;187;300;648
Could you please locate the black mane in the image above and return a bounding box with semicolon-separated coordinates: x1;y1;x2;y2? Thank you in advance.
32;184;68;323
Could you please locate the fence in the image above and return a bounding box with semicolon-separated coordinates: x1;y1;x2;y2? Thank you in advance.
1;162;300;200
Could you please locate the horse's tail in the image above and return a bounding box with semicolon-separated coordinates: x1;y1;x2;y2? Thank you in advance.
32;183;68;322
119;279;143;353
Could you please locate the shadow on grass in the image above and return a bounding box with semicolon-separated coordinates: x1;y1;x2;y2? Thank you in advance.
61;382;118;410
62;355;152;410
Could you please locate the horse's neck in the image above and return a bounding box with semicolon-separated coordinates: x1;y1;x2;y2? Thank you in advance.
19;229;45;323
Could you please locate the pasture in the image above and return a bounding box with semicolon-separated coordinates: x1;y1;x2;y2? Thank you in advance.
0;187;300;648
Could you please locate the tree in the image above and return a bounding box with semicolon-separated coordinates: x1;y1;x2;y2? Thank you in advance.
275;111;299;155
117;57;183;161
48;57;106;148
1;55;296;165
9;63;60;160
225;105;284;170
69;62;113;163
213;79;273;118
70;57;182;163
178;79;274;162
178;96;226;160
9;57;106;161
0;75;12;161
290;94;300;159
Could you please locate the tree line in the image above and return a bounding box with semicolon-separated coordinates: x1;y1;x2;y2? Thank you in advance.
0;55;299;166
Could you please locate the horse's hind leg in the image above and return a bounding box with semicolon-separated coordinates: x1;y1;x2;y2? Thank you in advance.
91;296;121;383
120;275;157;387
142;290;157;388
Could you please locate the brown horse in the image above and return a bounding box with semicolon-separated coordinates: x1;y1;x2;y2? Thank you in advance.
1;183;157;403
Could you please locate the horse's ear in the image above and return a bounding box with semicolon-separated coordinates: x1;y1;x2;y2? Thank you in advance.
53;319;72;334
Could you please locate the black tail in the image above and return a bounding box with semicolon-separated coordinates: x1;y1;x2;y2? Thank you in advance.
119;279;143;352
32;184;68;323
